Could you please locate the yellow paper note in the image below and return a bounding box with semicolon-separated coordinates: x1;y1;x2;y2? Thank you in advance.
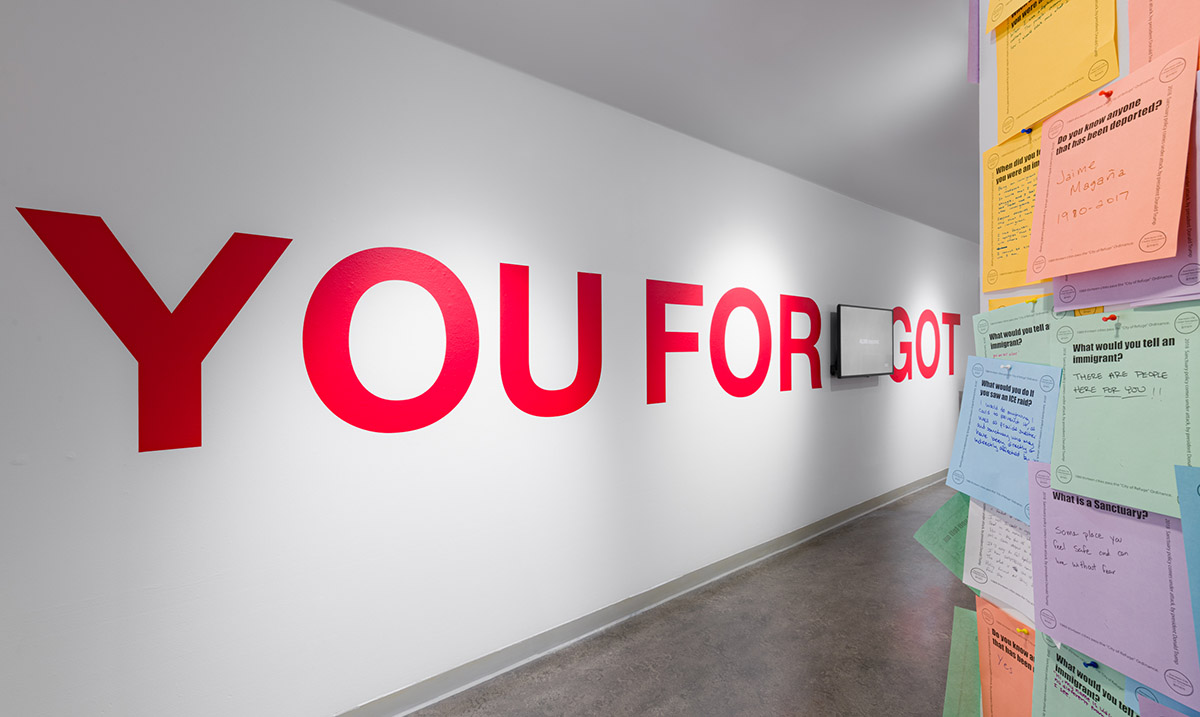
996;0;1119;144
1027;40;1197;281
983;128;1052;292
988;294;1051;311
985;0;1021;34
1130;0;1200;70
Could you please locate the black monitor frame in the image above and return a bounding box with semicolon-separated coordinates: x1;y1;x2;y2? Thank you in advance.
830;304;895;379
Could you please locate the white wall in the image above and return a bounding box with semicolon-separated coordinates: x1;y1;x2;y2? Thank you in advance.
0;1;977;715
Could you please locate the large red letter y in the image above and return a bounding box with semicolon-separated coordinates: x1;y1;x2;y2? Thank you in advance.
18;208;291;452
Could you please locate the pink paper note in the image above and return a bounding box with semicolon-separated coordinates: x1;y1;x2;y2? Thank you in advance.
1029;462;1200;710
1052;74;1200;310
1027;39;1198;282
1130;0;1200;70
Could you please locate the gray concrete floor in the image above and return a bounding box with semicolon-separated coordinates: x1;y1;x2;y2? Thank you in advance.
413;482;975;716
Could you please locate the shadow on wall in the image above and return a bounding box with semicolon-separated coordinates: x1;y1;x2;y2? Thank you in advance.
828;375;881;392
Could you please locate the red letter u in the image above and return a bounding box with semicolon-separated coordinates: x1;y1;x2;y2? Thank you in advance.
500;264;602;417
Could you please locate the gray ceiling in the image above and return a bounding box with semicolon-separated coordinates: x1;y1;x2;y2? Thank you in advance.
338;1;981;242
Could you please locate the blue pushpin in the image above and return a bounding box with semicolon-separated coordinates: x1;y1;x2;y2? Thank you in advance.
1082;661;1099;668
1020;128;1033;134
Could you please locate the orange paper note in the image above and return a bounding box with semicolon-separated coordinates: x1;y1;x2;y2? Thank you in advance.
1130;0;1200;70
1027;38;1198;282
988;294;1051;311
977;595;1035;717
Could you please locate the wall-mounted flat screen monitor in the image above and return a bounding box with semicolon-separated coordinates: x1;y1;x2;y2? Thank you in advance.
831;304;895;378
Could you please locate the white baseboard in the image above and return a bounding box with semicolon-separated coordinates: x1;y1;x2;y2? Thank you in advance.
340;469;948;717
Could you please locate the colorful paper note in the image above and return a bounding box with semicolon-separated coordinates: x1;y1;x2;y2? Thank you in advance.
1029;467;1200;710
996;0;1119;144
915;490;973;582
989;294;1052;311
1141;694;1198;717
1032;636;1133;717
1050;302;1200;518
1131;679;1200;717
985;0;1021;34
964;498;1034;625
948;357;1062;519
984;128;1051;292
977;595;1035;717
1027;40;1197;281
1053;228;1200;309
1136;293;1200;308
945;606;984;717
974;296;1063;365
1130;0;1200;70
1051;75;1200;311
1176;466;1200;699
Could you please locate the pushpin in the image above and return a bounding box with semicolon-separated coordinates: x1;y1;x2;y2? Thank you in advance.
1000;364;1012;370
1101;314;1118;322
1020;128;1033;134
1098;90;1113;99
1015;628;1029;634
1083;661;1099;668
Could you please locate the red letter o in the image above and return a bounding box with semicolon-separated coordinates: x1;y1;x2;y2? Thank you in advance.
303;248;479;432
916;309;940;380
710;288;771;397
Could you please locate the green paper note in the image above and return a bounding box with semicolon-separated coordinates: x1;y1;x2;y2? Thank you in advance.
1051;301;1200;517
1031;635;1132;716
974;295;1064;365
915;492;972;581
944;606;983;717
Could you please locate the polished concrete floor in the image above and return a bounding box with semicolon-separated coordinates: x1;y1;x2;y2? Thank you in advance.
413;483;975;716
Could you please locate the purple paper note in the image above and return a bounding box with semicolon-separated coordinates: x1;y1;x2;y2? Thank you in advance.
1052;73;1200;311
1131;290;1200;308
969;0;980;84
1029;462;1200;710
1139;694;1193;717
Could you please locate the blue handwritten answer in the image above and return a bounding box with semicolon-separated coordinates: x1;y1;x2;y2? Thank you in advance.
974;402;1039;459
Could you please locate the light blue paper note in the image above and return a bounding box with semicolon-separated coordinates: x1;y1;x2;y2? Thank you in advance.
947;356;1062;521
1176;465;1200;708
1129;677;1200;717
